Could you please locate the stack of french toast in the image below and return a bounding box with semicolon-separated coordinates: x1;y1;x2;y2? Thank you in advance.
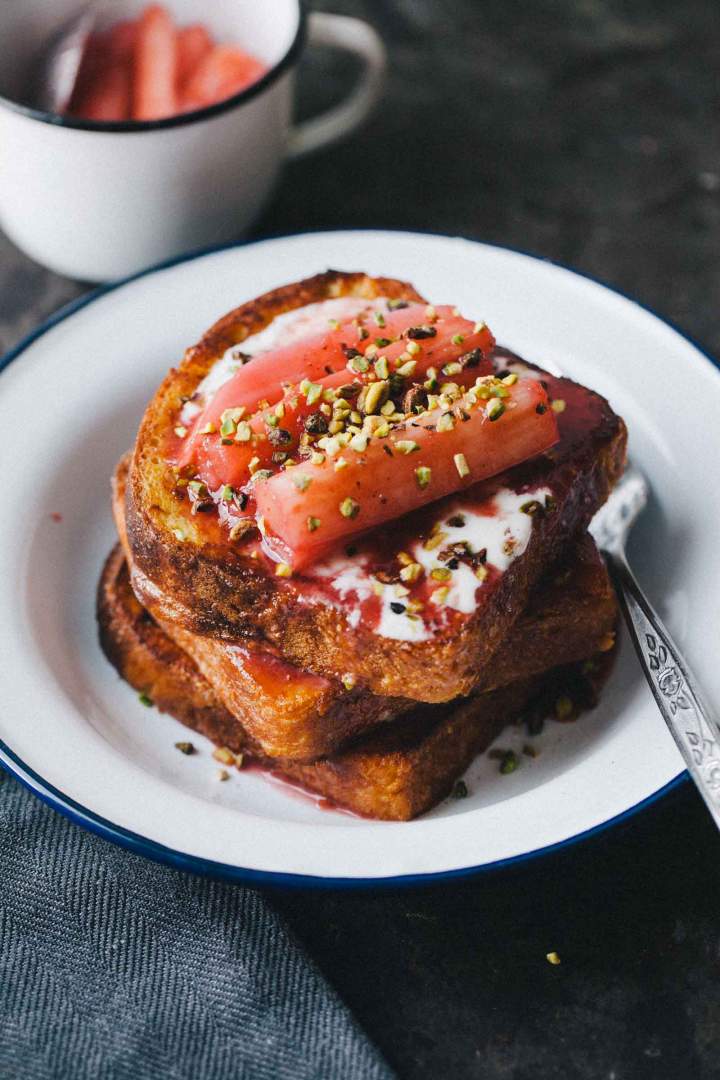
98;271;627;820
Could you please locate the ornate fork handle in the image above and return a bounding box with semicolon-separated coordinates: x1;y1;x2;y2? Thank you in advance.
605;551;720;827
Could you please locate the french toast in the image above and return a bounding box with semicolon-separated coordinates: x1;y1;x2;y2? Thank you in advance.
114;456;617;760
98;545;616;820
125;271;627;703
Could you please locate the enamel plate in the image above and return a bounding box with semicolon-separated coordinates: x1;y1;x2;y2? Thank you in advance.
1;231;718;886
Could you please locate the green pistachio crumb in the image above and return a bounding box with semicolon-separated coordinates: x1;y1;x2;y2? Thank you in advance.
499;750;519;775
339;497;360;519
415;465;432;489
291;473;312;492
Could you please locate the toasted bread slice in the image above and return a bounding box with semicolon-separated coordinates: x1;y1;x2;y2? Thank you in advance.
98;546;614;819
126;271;626;702
115;454;617;759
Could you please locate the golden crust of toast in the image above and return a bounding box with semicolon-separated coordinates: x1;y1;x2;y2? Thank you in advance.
116;454;618;759
126;271;626;702
97;546;614;820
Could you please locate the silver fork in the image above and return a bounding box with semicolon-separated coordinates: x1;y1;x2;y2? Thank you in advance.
591;465;720;827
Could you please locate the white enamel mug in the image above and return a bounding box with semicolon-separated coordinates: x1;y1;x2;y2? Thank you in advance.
0;1;385;281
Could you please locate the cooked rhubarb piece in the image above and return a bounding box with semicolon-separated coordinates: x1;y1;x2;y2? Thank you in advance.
68;28;134;121
178;307;495;483
107;21;138;61
254;376;559;568
132;5;178;120
69;56;132;121
179;45;266;111
176;24;214;90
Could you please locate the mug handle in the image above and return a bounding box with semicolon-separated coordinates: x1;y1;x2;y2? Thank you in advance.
288;12;386;160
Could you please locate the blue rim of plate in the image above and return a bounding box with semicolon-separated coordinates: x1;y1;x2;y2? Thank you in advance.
0;228;713;890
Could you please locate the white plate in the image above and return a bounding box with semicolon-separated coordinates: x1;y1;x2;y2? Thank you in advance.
1;230;718;886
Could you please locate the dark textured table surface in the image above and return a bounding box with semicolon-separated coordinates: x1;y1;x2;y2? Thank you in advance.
2;2;719;1077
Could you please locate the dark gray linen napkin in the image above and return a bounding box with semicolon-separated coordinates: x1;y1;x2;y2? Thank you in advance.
0;773;393;1080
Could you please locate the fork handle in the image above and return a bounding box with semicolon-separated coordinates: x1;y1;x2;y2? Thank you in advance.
605;551;720;829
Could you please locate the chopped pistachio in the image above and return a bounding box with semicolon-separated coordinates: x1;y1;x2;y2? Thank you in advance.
475;565;489;582
221;484;234;502
350;433;369;452
473;320;486;334
394;439;420;454
362;380;389;415
364;343;379;360
453;453;470;478
305;382;323;406
406;340;421;357
436;412;455;433
396;359;417;378
310;451;325;465
373;310;386;328
431;567;452;582
502;372;519;386
551;398;566;413
431;586;450;604
172;528;186;542
307;516;321;532
199;422;216;435
334;457;348;471
249;469;273;484
235;421;252;442
499;750;519;774
328;317;340;330
220;416;237;437
400;562;423;583
248;456;260;473
175;741;195;754
486;398;505;421
373;355;390;379
442;362;462;376
380;399;396;416
275;562;293;578
138;692;153;707
341;673;357;690
291;473;312;492
348;355;369;374
423;529;447;551
174;425;188;438
264;413;279;428
216;769;230;782
415;465;432;490
546;952;561;966
425;305;437;322
213;746;235;765
339;497;360;519
451;333;465;346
